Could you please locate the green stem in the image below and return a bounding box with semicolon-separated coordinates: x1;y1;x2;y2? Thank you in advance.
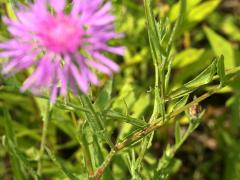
135;58;160;170
37;102;51;175
92;149;116;180
160;63;166;121
151;61;160;121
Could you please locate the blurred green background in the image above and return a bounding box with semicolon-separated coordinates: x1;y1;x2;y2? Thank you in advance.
0;0;240;179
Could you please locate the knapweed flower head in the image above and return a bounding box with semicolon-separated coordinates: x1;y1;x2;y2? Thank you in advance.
0;0;124;102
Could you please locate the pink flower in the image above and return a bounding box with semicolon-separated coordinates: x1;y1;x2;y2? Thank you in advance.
0;0;124;103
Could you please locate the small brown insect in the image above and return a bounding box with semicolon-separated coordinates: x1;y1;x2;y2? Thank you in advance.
189;96;202;119
189;104;202;119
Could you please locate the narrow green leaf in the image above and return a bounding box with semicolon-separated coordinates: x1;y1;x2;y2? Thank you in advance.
3;110;26;180
172;95;189;112
144;0;167;59
165;56;173;91
3;110;16;143
80;95;103;132
79;95;114;148
170;59;217;99
188;0;220;23
79;95;114;179
175;121;181;144
217;55;226;86
184;59;217;88
94;79;113;111
106;111;147;128
81;125;99;171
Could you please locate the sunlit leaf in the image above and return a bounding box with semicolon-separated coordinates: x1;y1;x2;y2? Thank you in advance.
204;26;235;68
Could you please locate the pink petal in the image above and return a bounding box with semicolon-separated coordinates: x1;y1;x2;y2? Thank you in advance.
2;60;19;74
87;71;99;85
87;60;112;75
58;67;67;96
92;2;111;19
101;46;125;56
0;40;18;50
0;50;24;58
93;52;119;72
71;0;81;16
21;66;44;92
50;85;58;103
70;64;88;94
90;16;115;26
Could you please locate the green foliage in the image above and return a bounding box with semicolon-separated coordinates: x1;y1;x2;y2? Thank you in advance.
2;110;26;180
1;0;240;179
204;26;236;68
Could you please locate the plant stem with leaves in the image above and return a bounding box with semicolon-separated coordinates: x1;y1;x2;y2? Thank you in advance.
92;83;225;179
